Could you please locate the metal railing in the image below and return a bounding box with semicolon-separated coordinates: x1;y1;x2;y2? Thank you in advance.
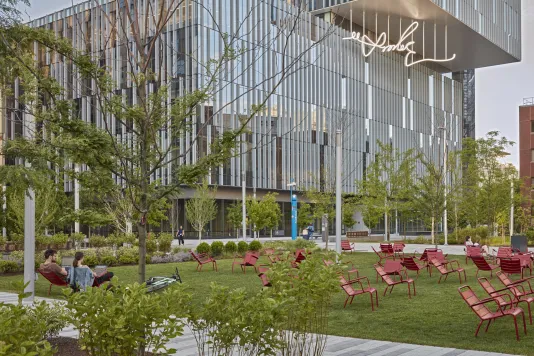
523;97;534;106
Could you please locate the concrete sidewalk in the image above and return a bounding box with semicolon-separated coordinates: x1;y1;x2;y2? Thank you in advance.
0;292;517;356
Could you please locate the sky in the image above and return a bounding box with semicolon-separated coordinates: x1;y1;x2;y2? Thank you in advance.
18;0;534;167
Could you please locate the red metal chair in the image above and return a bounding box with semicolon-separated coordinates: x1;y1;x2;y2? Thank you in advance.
341;240;354;253
393;243;405;258
496;271;534;299
379;243;395;258
493;247;513;265
465;246;482;264
471;256;499;278
37;268;68;296
478;277;533;324
323;259;359;280
458;285;527;341
401;256;427;279
500;258;529;279
190;251;218;272
339;276;378;310
429;258;466;284
232;252;259;274
372;246;394;264
426;251;453;277
415;248;445;263
375;260;407;282
374;264;416;299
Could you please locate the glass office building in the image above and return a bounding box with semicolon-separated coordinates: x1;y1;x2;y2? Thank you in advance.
7;0;521;237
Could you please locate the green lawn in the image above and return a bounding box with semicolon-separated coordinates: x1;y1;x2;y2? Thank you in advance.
1;252;533;355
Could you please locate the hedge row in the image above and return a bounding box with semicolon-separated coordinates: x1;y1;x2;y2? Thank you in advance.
195;240;263;256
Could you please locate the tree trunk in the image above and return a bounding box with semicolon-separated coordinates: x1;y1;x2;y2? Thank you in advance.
431;216;435;245
198;230;202;241
138;219;147;283
270;229;273;240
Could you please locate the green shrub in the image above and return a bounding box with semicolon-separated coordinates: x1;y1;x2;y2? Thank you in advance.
51;233;69;248
65;280;187;355
27;302;69;339
293;238;316;250
237;241;249;255
224;241;237;255
117;247;139;265
89;235;107;248
248;240;262;252
210;241;224;256
70;232;86;248
10;233;23;243
0;294;57;356
98;247;117;266
36;235;50;249
146;238;158;254
7;250;24;264
262;241;286;250
0;260;20;273
172;246;188;254
196;242;211;255
265;253;340;353
158;233;173;253
82;250;98;267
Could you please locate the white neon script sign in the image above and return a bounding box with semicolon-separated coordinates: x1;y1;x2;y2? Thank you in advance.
342;22;456;67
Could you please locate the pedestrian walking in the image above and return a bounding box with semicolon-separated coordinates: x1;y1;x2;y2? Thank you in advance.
177;225;184;245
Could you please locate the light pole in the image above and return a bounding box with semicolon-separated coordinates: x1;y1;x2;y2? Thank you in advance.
287;181;297;240
438;126;448;246
335;130;342;257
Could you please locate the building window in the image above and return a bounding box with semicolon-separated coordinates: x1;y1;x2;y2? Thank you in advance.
531;149;534;162
531;121;534;133
531;177;534;187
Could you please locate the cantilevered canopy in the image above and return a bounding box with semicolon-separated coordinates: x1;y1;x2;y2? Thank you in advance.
312;0;520;72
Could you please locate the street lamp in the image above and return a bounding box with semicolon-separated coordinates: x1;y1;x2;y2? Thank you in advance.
438;126;448;246
287;180;297;240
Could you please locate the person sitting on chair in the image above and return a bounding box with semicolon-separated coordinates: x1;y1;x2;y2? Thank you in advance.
40;249;68;281
465;236;489;254
72;252;114;287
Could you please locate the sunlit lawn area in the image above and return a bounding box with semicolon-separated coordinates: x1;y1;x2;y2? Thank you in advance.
0;252;532;355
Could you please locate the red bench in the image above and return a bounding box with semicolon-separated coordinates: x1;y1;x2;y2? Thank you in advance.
341;240;354;253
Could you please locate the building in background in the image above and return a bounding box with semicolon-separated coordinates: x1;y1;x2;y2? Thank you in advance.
519;97;534;216
7;0;522;237
453;69;476;139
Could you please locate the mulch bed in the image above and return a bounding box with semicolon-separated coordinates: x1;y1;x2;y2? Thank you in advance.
49;337;155;355
49;337;88;356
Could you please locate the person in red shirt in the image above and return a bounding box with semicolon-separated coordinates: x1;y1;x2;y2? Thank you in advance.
39;249;68;281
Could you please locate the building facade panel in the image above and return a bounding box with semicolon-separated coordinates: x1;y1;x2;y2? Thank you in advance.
7;0;521;236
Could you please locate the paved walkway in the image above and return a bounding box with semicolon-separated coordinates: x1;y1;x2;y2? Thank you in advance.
0;292;517;356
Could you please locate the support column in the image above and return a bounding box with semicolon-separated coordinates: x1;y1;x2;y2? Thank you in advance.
335;130;342;257
74;164;80;233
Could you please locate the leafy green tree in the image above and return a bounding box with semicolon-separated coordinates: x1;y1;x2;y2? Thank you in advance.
226;201;242;239
185;181;217;241
246;197;263;239
356;141;416;240
262;193;282;240
459;132;516;235
342;203;356;230
297;202;314;234
412;160;445;244
6;176;67;235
